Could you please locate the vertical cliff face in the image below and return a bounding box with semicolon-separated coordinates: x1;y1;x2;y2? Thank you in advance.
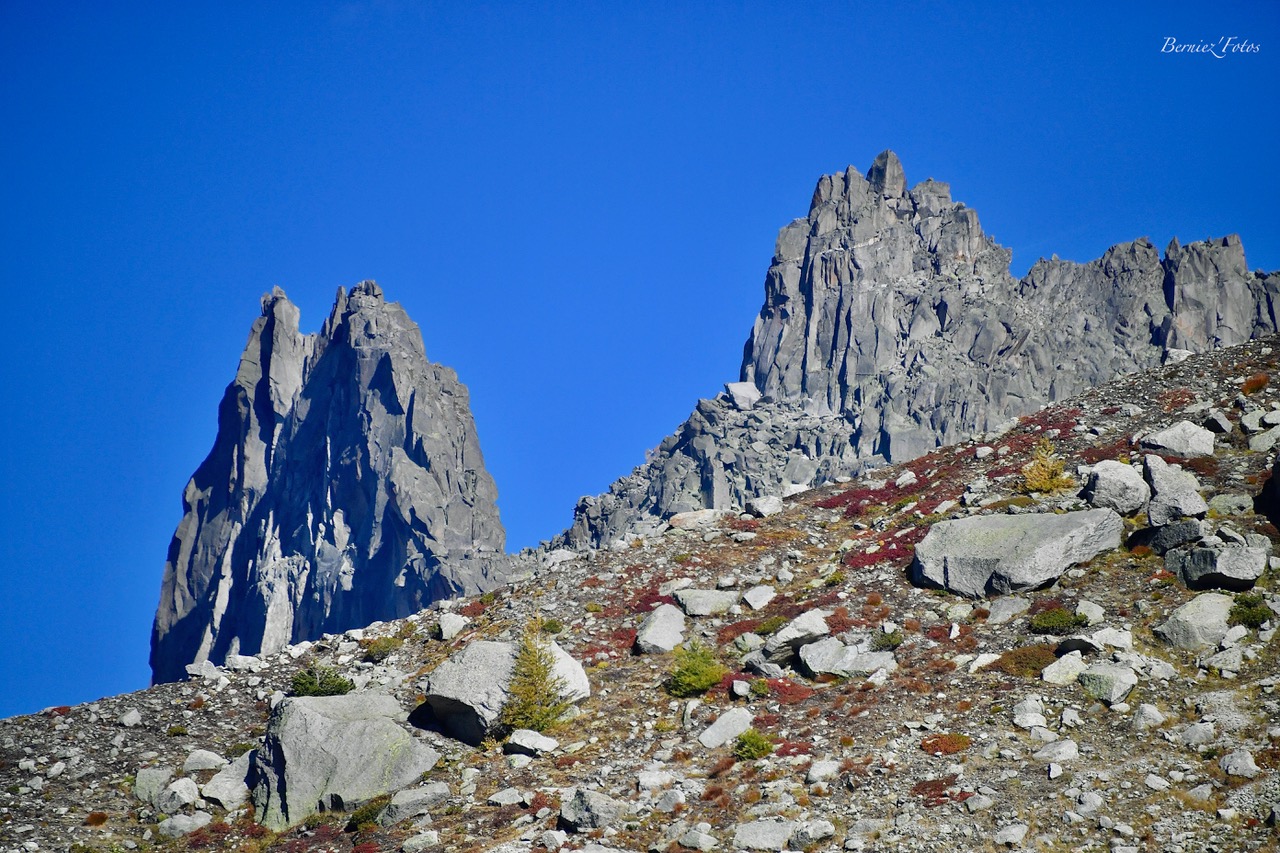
151;281;507;683
560;151;1280;548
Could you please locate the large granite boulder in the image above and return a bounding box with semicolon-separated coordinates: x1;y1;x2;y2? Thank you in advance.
911;509;1123;597
152;282;511;682
1081;460;1150;515
420;640;589;745
1154;593;1234;650
251;693;441;831
554;153;1279;551
634;604;687;654
1144;455;1209;527
1166;544;1267;591
1140;421;1216;458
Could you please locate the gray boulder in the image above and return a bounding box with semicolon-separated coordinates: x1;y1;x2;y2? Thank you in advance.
151;282;511;683
379;782;451;826
1081;460;1150;515
504;729;558;756
1154;593;1234;650
1140;420;1216;458
762;609;831;663
1128;520;1203;555
910;509;1123;598
421;639;589;745
724;381;762;410
201;751;253;810
1077;664;1138;705
1144;455;1208;526
251;693;441;830
697;707;754;749
798;638;895;678
1220;750;1262;778
1166;544;1267;591
154;778;200;815
745;495;784;518
182;749;227;773
134;766;173;808
732;819;798;851
158;812;212;838
559;788;625;831
673;589;740;616
635;604;686;653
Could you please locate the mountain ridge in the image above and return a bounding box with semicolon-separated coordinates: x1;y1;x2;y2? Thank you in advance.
558;151;1279;550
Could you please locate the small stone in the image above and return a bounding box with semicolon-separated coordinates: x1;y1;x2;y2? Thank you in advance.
119;709;142;728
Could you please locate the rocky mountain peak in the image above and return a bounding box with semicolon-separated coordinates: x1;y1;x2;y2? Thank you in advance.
562;153;1279;549
150;283;508;683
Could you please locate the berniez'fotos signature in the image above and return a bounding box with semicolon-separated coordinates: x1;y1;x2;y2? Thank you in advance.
1162;36;1261;58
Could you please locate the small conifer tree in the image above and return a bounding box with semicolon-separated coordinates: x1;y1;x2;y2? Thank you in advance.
1019;438;1075;494
498;617;571;733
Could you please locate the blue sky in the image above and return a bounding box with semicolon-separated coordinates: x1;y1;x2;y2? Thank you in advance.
1;1;1277;717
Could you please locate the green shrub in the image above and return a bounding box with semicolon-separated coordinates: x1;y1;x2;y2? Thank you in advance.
665;642;729;697
584;602;603;614
1028;607;1088;635
1228;592;1272;629
540;618;564;635
872;629;904;651
290;666;355;697
755;616;789;636
749;678;770;697
360;636;404;663
824;571;847;588
733;728;775;760
226;742;255;757
498;618;572;733
344;794;390;831
165;725;187;737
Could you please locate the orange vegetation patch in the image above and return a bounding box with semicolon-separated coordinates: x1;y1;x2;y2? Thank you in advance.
920;732;972;755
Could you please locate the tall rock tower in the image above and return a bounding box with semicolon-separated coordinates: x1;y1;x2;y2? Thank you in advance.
151;281;507;683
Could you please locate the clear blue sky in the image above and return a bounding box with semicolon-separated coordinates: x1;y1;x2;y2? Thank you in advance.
1;2;1277;717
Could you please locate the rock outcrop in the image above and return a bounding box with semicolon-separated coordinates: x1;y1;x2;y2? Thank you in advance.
560;152;1280;548
151;282;508;683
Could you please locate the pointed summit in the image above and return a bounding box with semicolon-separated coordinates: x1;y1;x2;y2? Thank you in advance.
866;149;907;197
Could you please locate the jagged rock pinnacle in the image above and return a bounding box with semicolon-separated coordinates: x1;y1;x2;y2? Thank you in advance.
150;283;508;683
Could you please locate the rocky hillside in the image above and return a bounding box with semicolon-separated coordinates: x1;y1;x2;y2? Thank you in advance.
151;281;509;683
561;152;1280;550
6;337;1278;853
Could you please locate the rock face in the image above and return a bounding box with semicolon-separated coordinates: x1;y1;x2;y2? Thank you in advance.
558;152;1279;549
251;693;440;831
151;282;508;682
910;509;1123;597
